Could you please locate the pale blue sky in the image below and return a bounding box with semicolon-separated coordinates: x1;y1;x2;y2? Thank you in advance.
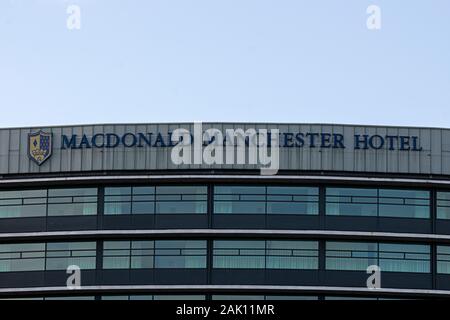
0;0;449;128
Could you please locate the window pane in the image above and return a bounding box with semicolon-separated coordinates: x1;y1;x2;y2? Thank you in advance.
379;189;429;218
155;186;207;214
326;188;377;216
326;242;378;271
326;241;430;273
47;188;97;216
46;242;96;270
438;192;450;220
267;187;318;215
214;186;265;214
0;189;47;218
437;246;450;274
0;243;45;272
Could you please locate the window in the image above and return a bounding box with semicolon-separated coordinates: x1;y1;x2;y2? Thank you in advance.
213;240;318;269
212;295;318;300
0;189;47;218
437;192;450;220
0;243;45;272
326;188;377;216
326;241;430;273
45;242;96;270
103;240;207;269
326;188;430;218
437;246;450;274
378;189;429;218
267;187;319;215
104;186;207;215
0;242;96;272
101;295;206;300
47;188;97;216
0;187;98;218
104;187;154;215
155;186;207;214
214;186;319;215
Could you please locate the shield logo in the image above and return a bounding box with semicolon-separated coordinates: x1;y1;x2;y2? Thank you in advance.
28;131;53;165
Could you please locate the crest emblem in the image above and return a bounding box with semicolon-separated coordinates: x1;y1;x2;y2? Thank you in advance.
28;131;53;165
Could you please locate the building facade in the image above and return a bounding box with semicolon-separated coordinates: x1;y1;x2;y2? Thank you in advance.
1;123;450;300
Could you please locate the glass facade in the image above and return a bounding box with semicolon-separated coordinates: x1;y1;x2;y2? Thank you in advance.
437;245;450;274
0;185;445;220
0;183;450;300
326;188;430;218
437;192;450;220
213;240;318;269
214;186;319;215
0;188;97;218
0;242;96;272
104;186;207;215
326;241;430;273
103;240;207;269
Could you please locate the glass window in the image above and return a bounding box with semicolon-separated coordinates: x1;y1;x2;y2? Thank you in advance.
437;246;450;274
213;240;318;269
213;240;265;268
156;186;207;214
326;188;430;218
45;242;97;270
103;240;207;269
326;241;430;273
326;242;378;271
266;240;318;269
437;192;450;220
266;187;318;215
48;188;97;216
378;189;429;218
104;187;133;215
154;240;206;268
103;241;131;269
212;295;318;300
104;187;155;215
214;186;265;214
0;242;96;272
326;188;377;216
214;186;318;215
378;243;429;273
104;186;207;215
0;189;47;218
0;243;45;272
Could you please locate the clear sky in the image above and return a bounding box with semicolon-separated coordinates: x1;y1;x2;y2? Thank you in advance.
0;0;449;128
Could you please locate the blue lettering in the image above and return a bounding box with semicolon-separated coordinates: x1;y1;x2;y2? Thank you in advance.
283;133;294;148
79;134;91;149
355;135;369;150
333;134;345;149
92;134;105;148
106;134;120;148
122;133;137;147
369;135;385;150
61;135;77;149
138;133;152;147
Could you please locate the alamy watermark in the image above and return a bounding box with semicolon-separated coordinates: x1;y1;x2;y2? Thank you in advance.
366;265;381;289
367;5;381;30
66;265;81;289
170;122;280;175
67;5;81;30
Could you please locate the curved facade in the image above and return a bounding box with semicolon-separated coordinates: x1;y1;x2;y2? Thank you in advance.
1;123;450;300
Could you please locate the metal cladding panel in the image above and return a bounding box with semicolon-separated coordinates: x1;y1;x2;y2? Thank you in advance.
0;123;449;176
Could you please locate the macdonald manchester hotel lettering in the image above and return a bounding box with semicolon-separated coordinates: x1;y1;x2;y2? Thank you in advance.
60;131;423;151
6;123;448;176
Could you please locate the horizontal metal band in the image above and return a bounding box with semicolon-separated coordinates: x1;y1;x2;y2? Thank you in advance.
1;229;450;243
0;174;449;186
0;285;449;298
